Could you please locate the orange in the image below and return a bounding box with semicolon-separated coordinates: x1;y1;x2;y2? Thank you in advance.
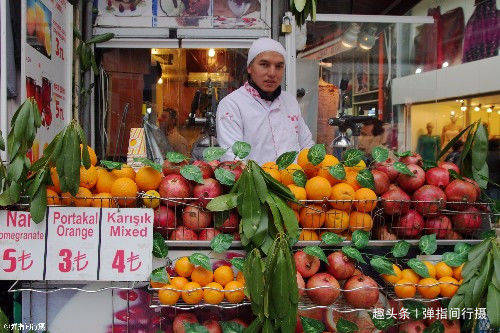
316;155;341;186
424;261;437;279
435;262;453;279
110;177;138;207
95;170;116;193
453;264;463;280
47;188;60;206
354;188;377;212
297;148;320;178
50;167;61;193
305;176;331;201
135;166;162;191
80;144;97;166
329;183;355;211
262;161;278;170
382;265;402;284
394;278;416;298
111;164;136;180
175;257;194;278
417;278;440;299
143;190;160;209
79;165;98;189
346;160;366;172
92;193;115;208
344;170;361;191
61;192;74;206
299;205;326;228
224;280;245;303
203;282;224;304
349;212;373;231
74;187;93;207
158;284;180;305
191;266;214;287
280;163;303;186
170;276;189;290
236;271;245;285
288;184;306;210
182;282;203;304
262;162;281;182
324;209;349;233
214;265;234;287
439;276;459;297
401;269;420;285
299;230;320;241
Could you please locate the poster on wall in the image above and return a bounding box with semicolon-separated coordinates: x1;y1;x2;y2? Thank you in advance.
21;0;73;162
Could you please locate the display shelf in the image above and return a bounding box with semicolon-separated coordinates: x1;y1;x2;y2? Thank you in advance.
7;280;144;294
149;293;251;310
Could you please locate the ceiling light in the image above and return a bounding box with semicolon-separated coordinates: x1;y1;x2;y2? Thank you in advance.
415;67;422;74
208;48;216;57
459;99;464;103
157;77;163;84
358;26;378;50
487;106;493;113
341;23;360;49
474;104;481;111
460;103;467;111
450;111;455;116
151;48;159;55
442;61;449;68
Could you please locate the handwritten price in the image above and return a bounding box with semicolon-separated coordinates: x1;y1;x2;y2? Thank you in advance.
55;98;64;120
58;249;88;272
55;37;64;61
3;248;33;272
112;250;142;273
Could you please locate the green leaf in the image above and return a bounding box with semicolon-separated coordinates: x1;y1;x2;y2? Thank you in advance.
473;163;489;189
336;318;358;333
210;234;234;253
215;168;235;186
370;315;396;330
0;182;21;206
206;193;239;211
152;232;168;258
0;307;9;333
438;124;473;160
184;322;209;333
392;240;411;258
403;300;426;320
300;316;325;333
394;150;412;158
0;130;5;151
294;0;307;12
244;249;265;316
370;255;395;275
30;183;47;223
180;165;204;184
454;242;472;257
240;170;261;240
86;32;115;44
462;238;491;280
422;160;438;171
442;252;466;267
342;148;364;167
203;147;227;162
351;230;370;249
419;234;437;255
7;156;25;183
328;164;346;180
220;321;245;333
423;320;444;333
100;160;123;170
250;162;268;203
448;169;462;180
76;123;91;169
481;230;496;239
487;283;500;328
13;101;30;141
293;170;307;187
321;232;344;245
232;141;251;159
189;253;211;271
230;258;245;271
28;169;47;199
165;151;188;163
356;169;375;190
471;123;488;171
371;146;389;163
393;161;414;176
276;151;298;170
303;246;328;263
133;157;162;172
272;194;300;244
307;144;326;166
63;127;81;196
342;246;366;264
150;266;170;285
407;258;430;278
471;254;492;307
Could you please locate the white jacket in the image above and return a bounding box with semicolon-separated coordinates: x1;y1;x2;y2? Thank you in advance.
216;85;315;165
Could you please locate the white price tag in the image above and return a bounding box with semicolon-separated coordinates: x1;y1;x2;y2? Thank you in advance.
45;207;100;280
99;208;154;281
0;211;46;280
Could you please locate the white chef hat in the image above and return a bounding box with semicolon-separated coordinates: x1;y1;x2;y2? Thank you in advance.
247;37;286;67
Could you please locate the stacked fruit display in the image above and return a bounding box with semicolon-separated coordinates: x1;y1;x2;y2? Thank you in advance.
166;312;248;333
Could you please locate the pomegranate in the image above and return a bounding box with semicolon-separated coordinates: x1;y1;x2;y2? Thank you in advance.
192;160;214;179
163;159;188;176
159;174;191;199
452;207;482;236
182;206;212;231
463;177;481;198
425;167;450;188
344;274;380;308
381;189;411;215
198;228;221;241
396;210;424;238
352;268;362;276
372;170;390;195
153;206;176;236
218;161;244;181
216;210;239;233
412;185;446;215
374;158;399;181
208;160;220;170
438;161;460;174
193;178;222;207
445;179;478;210
326;251;355;280
376;225;397;240
305;273;341;305
294;250;320;278
424;215;452;239
397;164;425;193
399;320;426;333
173;313;198;333
170;226;198;240
296;271;305;296
232;232;241;241
399;153;423;166
447;230;463;240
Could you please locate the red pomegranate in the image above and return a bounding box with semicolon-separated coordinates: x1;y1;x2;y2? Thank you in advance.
207;160;220;170
438;161;460;174
397;164;425;193
425;167;450;188
343;274;380;309
170;226;198;240
463;177;481;198
193;178;222;208
296;271;306;296
305;273;341;306
326;251;355;280
218;161;244;181
162;159;188;176
445;179;478;210
154;206;177;236
446;230;463;240
412;185;446;215
159;174;191;199
396;210;424;238
424;215;452;239
399;320;426;333
399;153;423;166
372;170;390;195
198;228;221;241
374;158;399;181
182;206;212;231
216;210;240;233
192;160;214;179
381;189;411;215
452;207;482;236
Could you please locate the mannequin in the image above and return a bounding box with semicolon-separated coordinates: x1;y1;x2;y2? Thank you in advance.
441;115;462;148
417;122;440;162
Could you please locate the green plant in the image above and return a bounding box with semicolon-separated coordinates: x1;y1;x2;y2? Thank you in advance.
290;0;316;26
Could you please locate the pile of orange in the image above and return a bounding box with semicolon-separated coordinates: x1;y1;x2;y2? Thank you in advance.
47;145;162;208
384;261;462;300
262;148;377;241
156;257;246;305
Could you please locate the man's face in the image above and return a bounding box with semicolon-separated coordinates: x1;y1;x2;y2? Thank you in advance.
247;51;285;93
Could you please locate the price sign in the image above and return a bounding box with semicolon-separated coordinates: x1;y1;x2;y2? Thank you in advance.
0;211;46;280
99;208;153;281
45;207;100;280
